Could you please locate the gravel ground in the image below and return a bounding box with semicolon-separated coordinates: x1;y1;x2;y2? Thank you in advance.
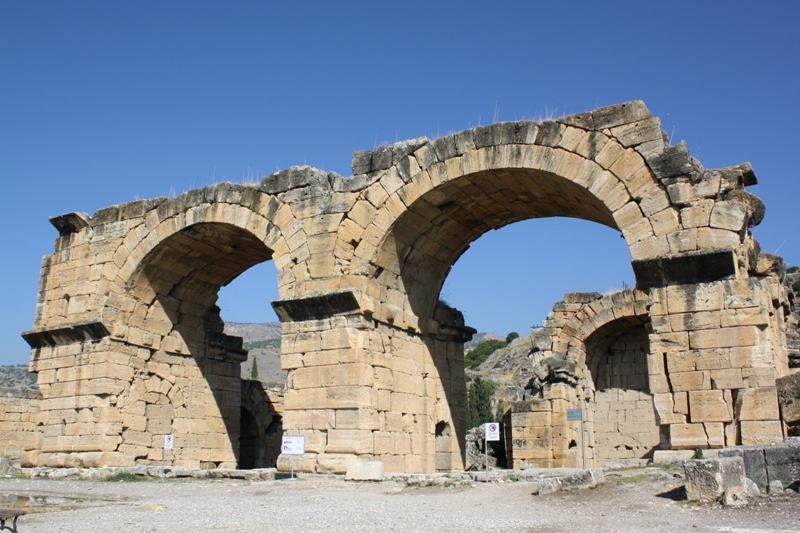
2;466;800;533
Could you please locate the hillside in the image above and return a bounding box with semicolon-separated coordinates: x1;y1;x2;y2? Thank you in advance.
223;322;282;344
0;364;38;390
225;321;286;387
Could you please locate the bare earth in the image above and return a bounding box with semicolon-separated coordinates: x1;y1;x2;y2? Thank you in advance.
2;466;800;533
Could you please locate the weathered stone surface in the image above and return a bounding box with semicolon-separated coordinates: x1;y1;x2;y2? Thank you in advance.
763;444;800;489
684;457;747;502
345;460;385;481
776;372;800;425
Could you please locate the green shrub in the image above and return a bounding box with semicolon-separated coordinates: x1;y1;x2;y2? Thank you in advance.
693;448;704;459
465;339;507;369
505;332;519;343
250;358;259;380
466;376;497;430
787;265;799;273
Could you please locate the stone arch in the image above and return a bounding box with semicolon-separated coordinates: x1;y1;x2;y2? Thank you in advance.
24;100;786;473
354;110;669;325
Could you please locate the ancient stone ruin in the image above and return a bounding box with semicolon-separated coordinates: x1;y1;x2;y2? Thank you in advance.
12;100;797;474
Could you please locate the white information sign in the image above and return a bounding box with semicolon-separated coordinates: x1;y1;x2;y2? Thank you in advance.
164;434;174;449
282;435;305;455
485;422;500;441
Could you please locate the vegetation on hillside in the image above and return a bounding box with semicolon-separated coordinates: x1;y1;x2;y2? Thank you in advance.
464;332;518;369
243;339;281;351
0;365;37;390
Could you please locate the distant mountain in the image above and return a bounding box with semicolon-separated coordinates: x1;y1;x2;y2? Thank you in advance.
224;322;282;344
224;322;286;387
465;332;505;352
0;365;38;390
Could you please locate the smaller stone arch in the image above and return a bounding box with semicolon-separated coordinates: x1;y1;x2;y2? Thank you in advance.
240;380;283;469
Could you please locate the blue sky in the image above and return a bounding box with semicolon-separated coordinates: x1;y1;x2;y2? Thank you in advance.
1;1;798;365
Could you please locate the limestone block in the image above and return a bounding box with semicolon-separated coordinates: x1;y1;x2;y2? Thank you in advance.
736;387;780;421
740;421;783;446
710;369;744;390
316;453;355;474
689;390;732;423
763;445;800;489
776;373;800;425
670;371;710;392
666;283;724;314
335;409;380;430
650;208;681;237
742;367;776;388
704;423;725;448
684;457;747;502
276;453;317;473
696;227;740;250
670;423;708;449
690;326;764;350
710;201;749;232
327;429;374;454
326;386;373;409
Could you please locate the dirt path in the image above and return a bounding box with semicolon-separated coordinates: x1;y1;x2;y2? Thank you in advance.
1;467;799;532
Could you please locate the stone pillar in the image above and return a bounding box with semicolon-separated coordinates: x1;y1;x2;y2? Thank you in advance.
648;278;785;449
274;291;468;474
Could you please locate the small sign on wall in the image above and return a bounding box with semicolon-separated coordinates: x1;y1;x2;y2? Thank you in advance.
567;408;583;421
164;434;174;449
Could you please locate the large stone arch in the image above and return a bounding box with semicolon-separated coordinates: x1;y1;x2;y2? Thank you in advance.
23;101;791;472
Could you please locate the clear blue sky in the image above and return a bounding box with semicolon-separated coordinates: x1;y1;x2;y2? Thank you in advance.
1;1;798;365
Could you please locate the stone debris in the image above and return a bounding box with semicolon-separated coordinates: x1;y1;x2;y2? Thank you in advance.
683;457;748;504
344;461;384;481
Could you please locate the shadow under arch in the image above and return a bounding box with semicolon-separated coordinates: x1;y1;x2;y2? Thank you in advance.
123;221;275;468
580;305;659;463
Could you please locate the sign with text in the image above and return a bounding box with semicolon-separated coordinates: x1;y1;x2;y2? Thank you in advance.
567;408;583;421
485;422;500;441
282;435;305;455
164;434;174;449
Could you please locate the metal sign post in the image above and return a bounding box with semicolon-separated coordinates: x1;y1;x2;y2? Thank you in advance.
567;409;585;469
281;435;305;479
163;434;174;479
484;422;500;482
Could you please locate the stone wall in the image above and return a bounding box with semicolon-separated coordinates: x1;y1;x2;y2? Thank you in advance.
0;388;43;457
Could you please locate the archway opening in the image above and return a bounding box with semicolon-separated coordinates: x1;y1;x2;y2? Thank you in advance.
373;165;642;472
125;221;279;469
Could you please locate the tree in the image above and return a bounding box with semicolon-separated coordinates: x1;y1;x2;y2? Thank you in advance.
250;358;259;381
466;376;497;430
505;331;519;343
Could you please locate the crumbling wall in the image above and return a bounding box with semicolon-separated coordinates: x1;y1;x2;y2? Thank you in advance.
0;388;43;457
